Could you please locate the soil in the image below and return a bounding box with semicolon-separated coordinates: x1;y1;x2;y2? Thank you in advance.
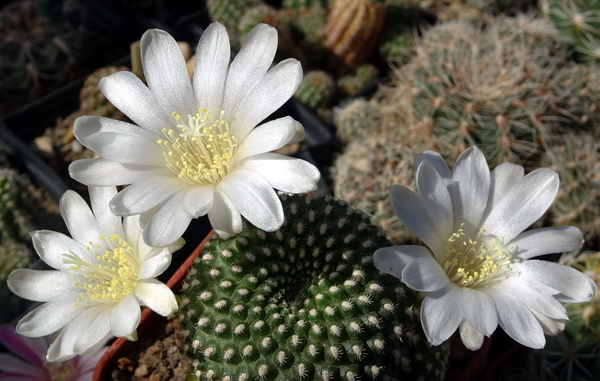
109;315;191;381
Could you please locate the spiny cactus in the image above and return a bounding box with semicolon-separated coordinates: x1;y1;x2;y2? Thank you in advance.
295;70;336;111
79;66;130;119
542;0;600;61
337;64;379;95
541;133;600;243
179;194;449;381
333;97;382;144
0;167;62;285
332;134;428;245
401;14;570;167
323;0;386;70
206;0;262;49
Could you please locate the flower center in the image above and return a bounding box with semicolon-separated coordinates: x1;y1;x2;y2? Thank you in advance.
63;234;139;305
45;358;77;381
440;223;513;288
158;109;237;185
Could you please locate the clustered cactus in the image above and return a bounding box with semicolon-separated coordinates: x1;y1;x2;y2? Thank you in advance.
179;194;449;380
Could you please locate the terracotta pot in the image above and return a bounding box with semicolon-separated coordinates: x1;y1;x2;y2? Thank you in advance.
92;230;214;381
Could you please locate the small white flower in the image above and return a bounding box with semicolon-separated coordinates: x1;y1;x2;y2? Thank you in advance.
7;187;183;362
69;22;320;246
374;147;596;350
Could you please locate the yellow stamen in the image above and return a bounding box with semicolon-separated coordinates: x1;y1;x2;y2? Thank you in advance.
158;109;237;185
441;223;512;288
63;234;139;305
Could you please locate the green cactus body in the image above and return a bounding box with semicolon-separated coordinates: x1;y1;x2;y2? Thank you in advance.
333;97;381;144
0;168;61;285
337;64;379;96
283;0;328;12
295;70;336;111
544;0;600;61
404;14;569;167
541;134;600;243
180;194;449;381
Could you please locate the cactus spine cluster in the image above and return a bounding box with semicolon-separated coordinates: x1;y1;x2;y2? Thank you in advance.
179;194;449;381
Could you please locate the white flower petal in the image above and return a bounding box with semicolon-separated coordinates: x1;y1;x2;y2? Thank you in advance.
451;147;490;235
133;279;177;316
7;269;76;302
74;117;164;166
402;256;450;292
99;71;172;134
15;300;82;338
421;285;463;345
30;230;86;271
218;168;283;232
459;320;485;351
141;29;195;116
182;185;214;218
89;186;122;236
416;161;454;246
236;116;304;158
138;248;172;279
486;288;546;349
142;191;192;247
222;23;277;117
481;168;559;243
230;59;303;140
517;260;596;303
414;150;452;180
389;185;443;255
193;22;230;119
46;306;110;362
123;214;144;254
509;226;583;260
110;177;185;216
239;153;320;194
69;158;171;187
462;288;498;336
373;245;434;279
486;162;524;215
60;190;101;246
110;294;141;338
207;189;243;239
529;310;565;336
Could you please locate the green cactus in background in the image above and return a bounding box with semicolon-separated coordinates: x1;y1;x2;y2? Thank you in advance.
283;0;328;11
333;97;382;144
295;70;336;121
542;0;600;61
337;64;380;95
541;133;600;243
402;14;571;167
0;167;62;285
180;194;450;381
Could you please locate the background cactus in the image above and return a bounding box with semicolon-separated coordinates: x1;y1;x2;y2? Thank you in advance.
206;0;262;49
294;70;336;120
0;166;62;285
180;194;449;381
541;133;600;245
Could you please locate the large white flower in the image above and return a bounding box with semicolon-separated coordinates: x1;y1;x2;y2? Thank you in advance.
373;147;596;350
68;22;320;246
7;187;183;362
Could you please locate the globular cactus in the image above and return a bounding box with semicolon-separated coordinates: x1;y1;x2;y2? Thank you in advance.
295;70;336;111
541;133;600;243
179;194;450;381
400;14;570;167
542;0;600;61
337;64;379;95
283;0;329;11
0;167;62;285
333;97;382;144
332;134;428;245
323;0;386;70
